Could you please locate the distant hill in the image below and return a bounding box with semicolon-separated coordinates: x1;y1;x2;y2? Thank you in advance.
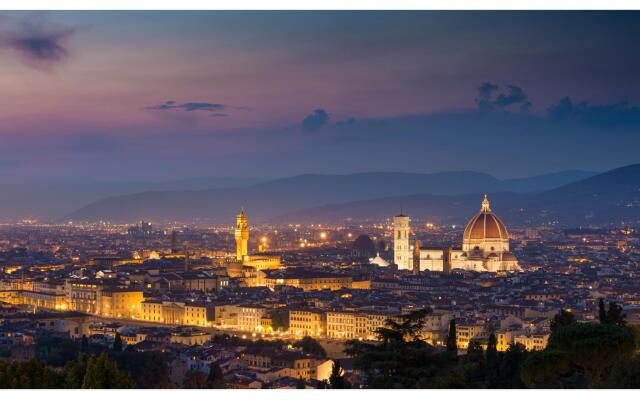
0;177;261;221
64;169;603;224
275;165;640;227
501;170;596;192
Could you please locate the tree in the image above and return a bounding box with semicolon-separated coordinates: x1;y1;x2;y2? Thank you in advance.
0;359;64;389
599;298;607;324
81;335;89;352
80;353;133;389
522;323;636;388
295;336;327;357
602;356;640;388
606;302;627;326
328;360;350;389
35;336;79;367
521;349;571;388
271;310;289;332
551;309;576;332
598;300;627;326
466;340;484;361
207;363;226;389
183;370;208;389
111;350;173;388
113;333;123;352
494;343;528;388
485;333;497;366
345;308;441;388
446;319;457;356
296;376;306;389
485;333;498;387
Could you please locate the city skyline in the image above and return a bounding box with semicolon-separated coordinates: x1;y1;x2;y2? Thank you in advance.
2;8;640;392
1;11;640;183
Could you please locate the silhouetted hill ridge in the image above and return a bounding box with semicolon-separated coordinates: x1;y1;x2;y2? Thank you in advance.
64;169;609;224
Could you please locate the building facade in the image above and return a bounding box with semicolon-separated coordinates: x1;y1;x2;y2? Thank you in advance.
394;195;521;273
393;214;411;269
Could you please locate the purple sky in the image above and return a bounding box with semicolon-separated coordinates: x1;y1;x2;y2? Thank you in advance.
1;11;640;182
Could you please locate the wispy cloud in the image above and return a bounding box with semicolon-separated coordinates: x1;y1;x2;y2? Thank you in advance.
148;100;226;112
476;82;531;113
147;101;244;118
0;14;75;70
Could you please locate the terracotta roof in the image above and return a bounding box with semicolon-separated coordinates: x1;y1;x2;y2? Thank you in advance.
463;212;509;240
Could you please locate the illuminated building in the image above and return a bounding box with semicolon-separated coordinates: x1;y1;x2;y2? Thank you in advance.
455;321;487;349
237;305;267;332
396;195;521;273
161;271;229;292
141;300;215;327
262;269;352;291
100;288;143;319
393;214;411;269
242;255;281;271
240;348;330;381
235;209;249;261
170;329;212;345
68;280;103;314
289;309;326;337
514;333;550;351
326;311;397;340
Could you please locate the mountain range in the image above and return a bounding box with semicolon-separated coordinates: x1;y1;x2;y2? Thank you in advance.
0;177;261;221
61;168;624;225
277;165;640;226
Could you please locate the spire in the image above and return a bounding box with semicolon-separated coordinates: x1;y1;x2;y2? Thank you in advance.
481;194;491;213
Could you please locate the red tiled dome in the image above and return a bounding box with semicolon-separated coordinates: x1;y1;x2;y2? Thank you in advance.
463;195;509;241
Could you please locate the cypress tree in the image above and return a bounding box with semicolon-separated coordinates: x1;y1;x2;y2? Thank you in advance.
446;318;457;356
81;335;89;352
599;298;607;324
113;333;123;352
296;376;306;389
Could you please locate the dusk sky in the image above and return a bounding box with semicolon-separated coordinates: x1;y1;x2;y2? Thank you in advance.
1;11;640;183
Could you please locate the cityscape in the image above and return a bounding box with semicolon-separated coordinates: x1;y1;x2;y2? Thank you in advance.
1;9;640;391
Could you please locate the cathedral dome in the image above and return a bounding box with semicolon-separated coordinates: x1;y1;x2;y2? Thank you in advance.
463;195;509;241
352;234;376;257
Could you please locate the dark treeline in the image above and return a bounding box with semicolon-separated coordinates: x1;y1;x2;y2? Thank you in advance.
0;334;225;389
344;300;640;389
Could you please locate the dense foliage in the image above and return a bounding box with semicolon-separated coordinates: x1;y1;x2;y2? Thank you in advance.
295;336;327;357
345;302;640;389
0;353;133;389
0;336;180;388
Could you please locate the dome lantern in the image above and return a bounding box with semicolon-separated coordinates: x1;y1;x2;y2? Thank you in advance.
481;194;491;213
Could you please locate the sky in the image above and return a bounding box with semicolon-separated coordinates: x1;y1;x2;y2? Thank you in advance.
1;11;640;183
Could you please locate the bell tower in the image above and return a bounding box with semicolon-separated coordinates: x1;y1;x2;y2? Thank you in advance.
235;209;249;261
393;214;411;269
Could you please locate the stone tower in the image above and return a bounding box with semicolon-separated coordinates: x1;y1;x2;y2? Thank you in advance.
235;209;249;261
393;214;411;269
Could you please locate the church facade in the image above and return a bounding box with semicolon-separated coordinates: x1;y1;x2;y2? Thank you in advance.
393;195;520;273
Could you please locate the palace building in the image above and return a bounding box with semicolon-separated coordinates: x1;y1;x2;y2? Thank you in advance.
394;195;520;273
